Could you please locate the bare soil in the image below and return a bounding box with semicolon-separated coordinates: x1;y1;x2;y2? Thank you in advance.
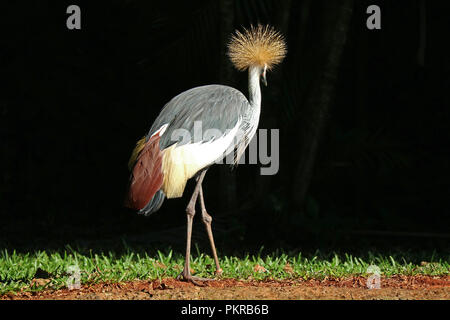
2;275;449;300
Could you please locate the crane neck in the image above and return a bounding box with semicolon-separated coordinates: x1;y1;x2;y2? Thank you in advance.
248;65;262;108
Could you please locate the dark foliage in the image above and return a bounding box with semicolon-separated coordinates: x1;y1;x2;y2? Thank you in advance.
1;0;449;254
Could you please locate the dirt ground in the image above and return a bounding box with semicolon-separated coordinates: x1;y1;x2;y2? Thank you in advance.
2;275;449;300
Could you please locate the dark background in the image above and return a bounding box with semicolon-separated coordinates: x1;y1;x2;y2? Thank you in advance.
1;0;449;256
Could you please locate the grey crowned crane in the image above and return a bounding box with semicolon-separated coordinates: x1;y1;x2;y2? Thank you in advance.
125;25;286;285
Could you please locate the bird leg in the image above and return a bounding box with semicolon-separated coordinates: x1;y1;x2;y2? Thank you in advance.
176;170;212;286
198;186;223;275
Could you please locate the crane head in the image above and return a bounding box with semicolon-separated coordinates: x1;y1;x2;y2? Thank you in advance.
227;24;287;73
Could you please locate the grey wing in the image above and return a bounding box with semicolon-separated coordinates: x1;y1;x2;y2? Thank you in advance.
148;85;251;162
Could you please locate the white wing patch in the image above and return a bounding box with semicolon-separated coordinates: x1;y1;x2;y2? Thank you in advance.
151;123;169;138
161;121;241;198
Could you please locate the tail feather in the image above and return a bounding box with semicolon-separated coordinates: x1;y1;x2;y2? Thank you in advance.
138;190;165;216
125;134;164;211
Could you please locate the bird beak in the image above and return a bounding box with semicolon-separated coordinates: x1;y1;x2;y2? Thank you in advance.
261;73;267;87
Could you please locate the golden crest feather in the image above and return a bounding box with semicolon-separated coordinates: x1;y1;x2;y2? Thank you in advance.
227;24;287;71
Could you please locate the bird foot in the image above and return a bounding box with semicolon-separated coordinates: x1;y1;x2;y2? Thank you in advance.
215;268;223;276
176;269;214;286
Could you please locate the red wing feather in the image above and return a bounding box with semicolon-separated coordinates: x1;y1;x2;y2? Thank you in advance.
125;135;164;210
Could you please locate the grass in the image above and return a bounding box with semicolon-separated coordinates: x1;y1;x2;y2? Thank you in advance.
0;246;448;295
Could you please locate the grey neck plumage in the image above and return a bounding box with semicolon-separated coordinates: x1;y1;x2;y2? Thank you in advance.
248;65;262;108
